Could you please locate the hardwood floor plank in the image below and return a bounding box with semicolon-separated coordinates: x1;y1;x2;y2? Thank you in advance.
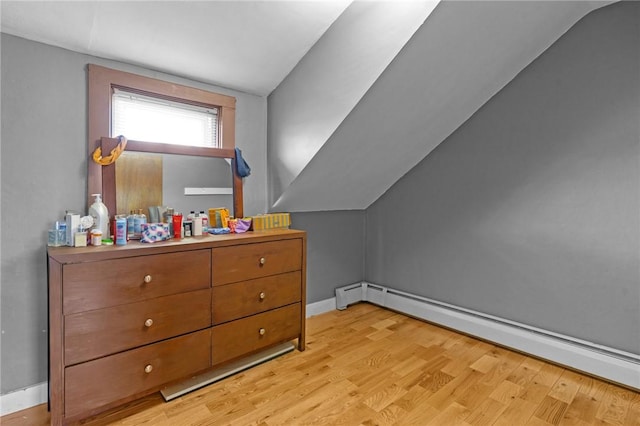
0;403;50;426
362;403;407;426
506;358;545;387
479;348;527;387
471;354;502;374
534;395;570;425
492;397;538;426
393;399;440;425
596;385;634;426
264;379;356;425
426;369;484;411
419;369;456;393
390;355;428;378
564;391;605;425
624;392;640;426
455;380;496;412
534;363;566;388
489;380;525;405
465;397;508;425
548;370;584;404
361;382;408;413
427;401;472;426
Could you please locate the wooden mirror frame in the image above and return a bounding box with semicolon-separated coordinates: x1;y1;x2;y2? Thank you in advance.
88;64;243;218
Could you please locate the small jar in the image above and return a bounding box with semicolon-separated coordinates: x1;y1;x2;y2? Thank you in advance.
91;230;103;246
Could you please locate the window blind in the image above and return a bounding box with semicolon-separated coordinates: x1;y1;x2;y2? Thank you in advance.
112;89;219;148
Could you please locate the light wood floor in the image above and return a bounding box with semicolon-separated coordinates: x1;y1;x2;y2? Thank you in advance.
3;303;639;425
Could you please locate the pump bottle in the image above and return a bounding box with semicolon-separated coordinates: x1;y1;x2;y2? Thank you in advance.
89;194;109;238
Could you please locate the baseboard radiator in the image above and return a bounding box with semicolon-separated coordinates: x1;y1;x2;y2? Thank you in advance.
336;282;640;390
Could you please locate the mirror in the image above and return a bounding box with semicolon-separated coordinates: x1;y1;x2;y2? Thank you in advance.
97;137;243;220
115;151;234;218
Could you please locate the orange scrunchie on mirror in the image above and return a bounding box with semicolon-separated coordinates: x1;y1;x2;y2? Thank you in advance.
92;135;128;166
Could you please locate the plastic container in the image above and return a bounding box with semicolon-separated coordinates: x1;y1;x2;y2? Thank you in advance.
127;210;136;239
115;215;127;245
193;214;203;236
200;211;209;232
133;209;147;239
183;220;193;237
91;230;103;246
48;229;65;247
89;194;109;238
164;208;175;237
172;213;183;239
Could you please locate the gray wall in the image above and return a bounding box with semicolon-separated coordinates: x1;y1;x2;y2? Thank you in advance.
290;211;365;303
0;34;267;394
366;1;639;354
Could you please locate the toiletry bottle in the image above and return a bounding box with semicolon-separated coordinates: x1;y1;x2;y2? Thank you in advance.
164;208;175;237
132;210;140;239
172;213;183;239
194;212;203;236
200;211;208;233
115;215;127;245
138;208;147;229
127;210;136;239
133;208;147;239
89;194;109;238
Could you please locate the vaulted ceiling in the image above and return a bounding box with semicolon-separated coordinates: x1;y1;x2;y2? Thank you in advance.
1;1;614;212
0;0;352;96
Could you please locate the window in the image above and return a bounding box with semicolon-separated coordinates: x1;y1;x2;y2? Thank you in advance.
111;89;219;148
88;63;236;157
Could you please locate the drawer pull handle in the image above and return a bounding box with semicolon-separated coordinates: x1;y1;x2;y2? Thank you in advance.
259;328;266;336
144;318;154;327
144;275;152;283
259;292;266;301
144;364;153;374
259;257;266;266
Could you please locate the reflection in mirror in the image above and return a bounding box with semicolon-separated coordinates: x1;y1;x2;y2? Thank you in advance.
115;151;234;219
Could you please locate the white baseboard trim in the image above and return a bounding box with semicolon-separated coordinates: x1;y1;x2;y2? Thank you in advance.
0;382;47;417
0;300;339;417
306;297;336;317
336;281;640;390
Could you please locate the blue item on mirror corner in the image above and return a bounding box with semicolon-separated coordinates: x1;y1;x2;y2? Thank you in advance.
235;148;251;177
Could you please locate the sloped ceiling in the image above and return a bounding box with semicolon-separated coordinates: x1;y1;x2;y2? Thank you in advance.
0;0;351;96
268;1;440;208
270;0;614;212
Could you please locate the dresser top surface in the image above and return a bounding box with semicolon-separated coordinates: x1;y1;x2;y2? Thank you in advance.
48;229;306;264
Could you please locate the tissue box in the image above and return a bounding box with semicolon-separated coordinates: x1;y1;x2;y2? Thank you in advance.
251;213;290;231
140;223;170;243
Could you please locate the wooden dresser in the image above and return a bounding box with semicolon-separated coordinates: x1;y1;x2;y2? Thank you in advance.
47;229;306;425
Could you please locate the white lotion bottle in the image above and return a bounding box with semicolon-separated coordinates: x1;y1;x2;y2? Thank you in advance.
193;213;203;236
89;193;110;238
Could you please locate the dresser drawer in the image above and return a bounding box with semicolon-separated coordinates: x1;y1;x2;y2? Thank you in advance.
212;272;301;324
64;329;210;418
64;250;211;314
211;303;301;365
212;239;302;285
65;289;211;366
